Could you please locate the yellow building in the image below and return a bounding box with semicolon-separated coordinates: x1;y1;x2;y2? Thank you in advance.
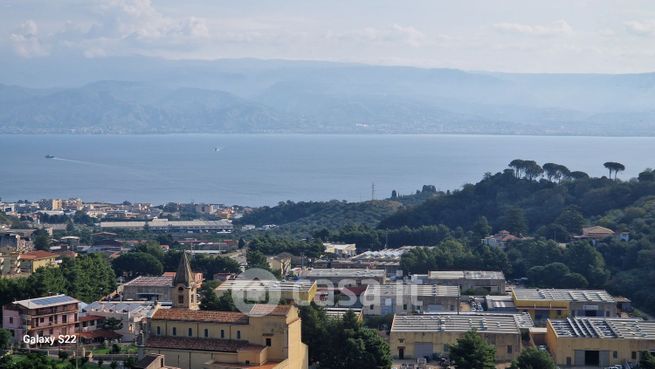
19;250;58;273
389;313;534;363
545;317;655;367
215;279;317;305
512;288;617;323
143;253;309;369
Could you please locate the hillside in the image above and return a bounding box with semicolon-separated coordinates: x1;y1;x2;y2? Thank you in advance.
2;59;655;135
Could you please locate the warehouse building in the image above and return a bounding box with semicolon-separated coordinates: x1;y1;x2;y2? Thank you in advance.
545;317;655;367
390;313;533;362
425;271;506;294
361;284;460;315
302;268;386;287
215;279;317;305
512;288;617;323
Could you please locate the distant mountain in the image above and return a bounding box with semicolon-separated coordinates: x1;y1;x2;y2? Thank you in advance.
1;58;655;135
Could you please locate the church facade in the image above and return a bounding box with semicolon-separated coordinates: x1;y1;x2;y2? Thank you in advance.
142;253;308;369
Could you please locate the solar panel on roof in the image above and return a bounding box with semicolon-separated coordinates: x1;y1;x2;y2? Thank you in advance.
33;295;76;305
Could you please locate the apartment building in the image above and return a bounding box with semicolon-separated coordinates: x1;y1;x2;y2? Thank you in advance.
2;294;79;344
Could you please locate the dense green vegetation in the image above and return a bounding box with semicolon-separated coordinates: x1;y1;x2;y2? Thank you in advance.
449;330;496;369
111;241;241;279
235;188;439;235
0;254;116;321
509;348;557;369
248;235;325;258
299;304;392;369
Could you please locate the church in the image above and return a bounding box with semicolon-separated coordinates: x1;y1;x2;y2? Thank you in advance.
141;252;309;369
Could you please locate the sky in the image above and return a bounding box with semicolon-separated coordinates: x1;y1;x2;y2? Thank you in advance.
1;0;655;73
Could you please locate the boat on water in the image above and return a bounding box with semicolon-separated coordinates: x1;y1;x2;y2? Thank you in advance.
45;154;55;159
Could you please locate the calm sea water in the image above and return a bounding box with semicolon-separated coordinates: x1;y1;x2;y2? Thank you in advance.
1;134;654;206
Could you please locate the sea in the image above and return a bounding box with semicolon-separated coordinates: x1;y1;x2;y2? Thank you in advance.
1;134;654;206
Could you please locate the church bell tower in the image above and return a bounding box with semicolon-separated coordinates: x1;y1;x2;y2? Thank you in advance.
171;252;199;310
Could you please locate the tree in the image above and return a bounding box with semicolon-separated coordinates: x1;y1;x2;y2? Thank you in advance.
638;169;655;182
568;171;589;180
391;190;398;199
246;249;270;269
0;328;11;349
604;162;626;180
449;330;496;369
199;281;236;311
112;252;163;278
640;351;655;369
554;207;585;234
509;159;526;178
509;347;556;369
472;216;492;240
103;317;123;331
499;207;528;235
32;229;51;250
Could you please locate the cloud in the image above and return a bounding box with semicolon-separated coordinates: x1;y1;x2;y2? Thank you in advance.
10;20;49;57
493;20;573;37
328;24;428;47
625;20;655;36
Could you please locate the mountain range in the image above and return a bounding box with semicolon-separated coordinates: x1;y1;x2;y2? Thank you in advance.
1;57;654;135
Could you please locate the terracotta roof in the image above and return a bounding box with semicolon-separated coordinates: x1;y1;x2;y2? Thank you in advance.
146;336;263;353
152;308;249;324
249;304;292;317
77;330;122;340
20;250;57;260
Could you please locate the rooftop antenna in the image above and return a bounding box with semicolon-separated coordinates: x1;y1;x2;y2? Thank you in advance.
371;182;375;201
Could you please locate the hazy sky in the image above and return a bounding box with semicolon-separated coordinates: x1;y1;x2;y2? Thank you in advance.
2;0;655;73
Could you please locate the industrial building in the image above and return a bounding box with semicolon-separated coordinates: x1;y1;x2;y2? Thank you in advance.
512;288;617;323
390;313;534;362
302;268;386;287
361;284;460;315
425;270;506;294
215;279;318;305
545;317;655;367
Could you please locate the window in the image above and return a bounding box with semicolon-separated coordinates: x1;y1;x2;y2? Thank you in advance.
83;322;87;327
507;345;512;354
156;326;161;336
237;330;241;339
40;317;44;323
370;304;374;310
172;327;177;336
8;317;13;324
178;286;184;291
613;351;618;359
178;295;184;304
606;311;610;317
62;315;67;323
49;328;53;335
204;329;209;338
266;338;272;347
188;328;193;337
632;352;637;360
90;320;94;326
556;310;562;315
403;304;408;310
221;329;225;338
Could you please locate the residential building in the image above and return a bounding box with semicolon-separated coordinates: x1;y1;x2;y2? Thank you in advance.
142;253;308;369
512;288;618;323
581;226;615;239
0;253;20;276
323;243;357;257
324;308;363;321
76;315;122;344
481;230;528;249
2;294;79;344
82;300;158;342
361;284;460;315
302;268;386;287
0;232;32;254
425;271;506;294
267;253;292;276
123;276;176;302
19;250;58;273
545;317;655;367
215;279;317;305
390;313;534;362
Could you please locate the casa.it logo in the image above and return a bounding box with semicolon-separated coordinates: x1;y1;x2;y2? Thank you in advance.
232;268;282;317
